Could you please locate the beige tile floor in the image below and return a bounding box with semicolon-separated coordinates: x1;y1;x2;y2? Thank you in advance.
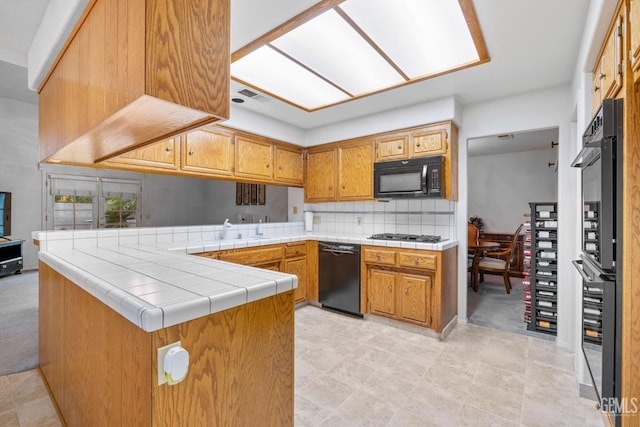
1;305;602;426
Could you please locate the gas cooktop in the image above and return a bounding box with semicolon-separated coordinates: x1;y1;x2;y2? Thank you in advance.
368;233;444;243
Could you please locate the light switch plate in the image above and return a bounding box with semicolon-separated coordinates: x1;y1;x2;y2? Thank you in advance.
313;216;320;224
157;341;181;385
292;206;298;214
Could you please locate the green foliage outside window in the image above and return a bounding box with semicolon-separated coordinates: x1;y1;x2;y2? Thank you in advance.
54;195;94;204
104;197;137;227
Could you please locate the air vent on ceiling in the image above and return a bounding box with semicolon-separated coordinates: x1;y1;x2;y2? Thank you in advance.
237;88;270;103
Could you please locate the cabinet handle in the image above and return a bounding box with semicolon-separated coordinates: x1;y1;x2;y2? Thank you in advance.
414;257;419;264
599;72;606;80
397;145;402;149
404;288;409;294
266;164;270;168
594;85;600;92
416;143;421;147
278;165;282;170
376;253;381;260
165;147;172;152
188;151;194;156
295;250;300;254
388;285;393;292
342;185;346;189
328;186;333;190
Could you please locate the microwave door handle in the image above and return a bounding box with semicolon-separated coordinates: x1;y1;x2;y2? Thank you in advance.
422;165;428;194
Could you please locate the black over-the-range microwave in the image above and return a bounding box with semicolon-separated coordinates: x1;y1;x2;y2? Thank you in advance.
374;156;444;199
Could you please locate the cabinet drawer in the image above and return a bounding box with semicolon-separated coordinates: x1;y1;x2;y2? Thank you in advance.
285;242;306;258
398;252;437;270
219;246;283;265
363;248;396;265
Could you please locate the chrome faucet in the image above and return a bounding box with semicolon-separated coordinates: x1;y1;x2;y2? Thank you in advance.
222;218;232;239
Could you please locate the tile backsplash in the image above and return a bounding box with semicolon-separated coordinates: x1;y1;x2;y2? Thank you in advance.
304;199;457;240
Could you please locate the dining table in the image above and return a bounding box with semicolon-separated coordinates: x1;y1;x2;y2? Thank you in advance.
468;240;500;291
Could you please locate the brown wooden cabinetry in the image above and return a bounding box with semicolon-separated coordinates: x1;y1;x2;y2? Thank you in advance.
99;126;304;187
235;134;274;180
592;3;625;115
478;231;525;277
375;133;408;161
305;148;337;202
284;242;307;303
305;138;374;202
103;137;180;172
181;128;235;176
631;0;640;82
338;139;374;200
274;146;304;186
362;246;457;332
197;241;309;303
39;0;229;164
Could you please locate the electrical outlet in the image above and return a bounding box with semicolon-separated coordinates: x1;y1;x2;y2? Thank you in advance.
157;341;181;385
357;217;363;225
292;206;298;214
313;215;320;224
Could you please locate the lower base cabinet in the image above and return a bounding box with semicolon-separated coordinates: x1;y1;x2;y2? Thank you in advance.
369;269;433;326
285;258;307;303
363;245;457;333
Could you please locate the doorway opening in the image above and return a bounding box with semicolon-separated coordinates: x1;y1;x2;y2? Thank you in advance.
466;127;558;337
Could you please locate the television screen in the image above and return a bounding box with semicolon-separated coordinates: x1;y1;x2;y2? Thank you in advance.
0;192;11;236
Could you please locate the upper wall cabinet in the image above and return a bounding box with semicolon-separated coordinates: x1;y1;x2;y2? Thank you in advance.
374;121;459;200
592;3;624;116
305;138;374;203
38;0;230;164
102;137;180;172
181;128;235;176
235;134;274;180
274;145;304;186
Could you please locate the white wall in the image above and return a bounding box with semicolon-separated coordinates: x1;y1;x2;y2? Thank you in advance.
468;149;558;232
0;97;40;270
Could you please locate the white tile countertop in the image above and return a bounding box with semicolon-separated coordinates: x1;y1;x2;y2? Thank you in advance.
33;223;458;332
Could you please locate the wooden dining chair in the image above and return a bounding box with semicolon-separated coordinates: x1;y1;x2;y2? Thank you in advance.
476;223;524;294
467;223;479;283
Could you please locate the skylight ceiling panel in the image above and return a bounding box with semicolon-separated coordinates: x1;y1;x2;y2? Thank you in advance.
341;0;480;78
231;46;349;109
271;9;404;95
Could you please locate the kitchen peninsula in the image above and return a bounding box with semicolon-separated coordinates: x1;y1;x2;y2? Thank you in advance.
35;223;457;426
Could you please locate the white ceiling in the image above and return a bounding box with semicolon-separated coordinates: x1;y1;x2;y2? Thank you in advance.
468;127;559;157
0;0;591;132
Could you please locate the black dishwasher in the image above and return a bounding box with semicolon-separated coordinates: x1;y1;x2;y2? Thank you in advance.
318;242;362;317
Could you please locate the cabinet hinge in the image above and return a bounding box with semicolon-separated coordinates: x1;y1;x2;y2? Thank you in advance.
429;315;432;325
375;142;378;149
445;130;449;140
618;63;623;76
617;21;623;38
231;166;235;172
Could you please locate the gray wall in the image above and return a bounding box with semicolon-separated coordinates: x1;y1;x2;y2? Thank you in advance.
203;180;288;224
41;163;289;228
468;149;557;232
0;97;40;270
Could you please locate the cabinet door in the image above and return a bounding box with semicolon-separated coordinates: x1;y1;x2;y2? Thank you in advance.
105;138;179;171
305;149;336;202
409;128;447;158
591;69;602;117
599;12;623;100
376;134;407;161
285;258;307;303
632;0;640;82
235;136;273;180
338;142;374;200
369;269;396;316
274;145;303;186
182;129;234;175
399;273;430;325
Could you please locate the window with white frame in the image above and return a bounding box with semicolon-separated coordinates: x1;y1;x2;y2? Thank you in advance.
46;175;141;230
